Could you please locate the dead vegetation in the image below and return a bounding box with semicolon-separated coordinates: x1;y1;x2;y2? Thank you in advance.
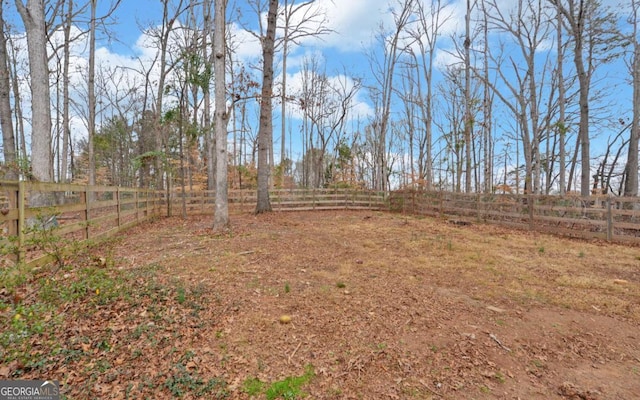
1;210;639;399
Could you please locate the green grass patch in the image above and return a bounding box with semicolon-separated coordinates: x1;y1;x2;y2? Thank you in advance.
242;365;315;400
266;365;315;400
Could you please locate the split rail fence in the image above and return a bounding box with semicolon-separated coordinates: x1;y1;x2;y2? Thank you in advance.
3;181;640;267
389;190;640;244
0;181;386;266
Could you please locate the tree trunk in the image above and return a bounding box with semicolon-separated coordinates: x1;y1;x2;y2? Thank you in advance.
203;0;215;191
213;0;230;229
61;0;73;183
0;3;17;180
88;0;97;187
625;1;640;197
557;5;567;195
482;6;492;193
15;0;52;183
255;0;277;213
463;0;473;193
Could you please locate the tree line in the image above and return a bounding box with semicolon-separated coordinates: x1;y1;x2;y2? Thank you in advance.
0;0;639;228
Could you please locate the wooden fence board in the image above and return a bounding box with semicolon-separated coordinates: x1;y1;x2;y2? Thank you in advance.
388;190;640;244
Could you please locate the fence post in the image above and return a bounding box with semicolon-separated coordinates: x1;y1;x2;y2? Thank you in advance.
116;187;122;228
528;195;535;230
5;184;17;263
17;181;25;263
606;196;613;241
83;186;90;240
135;190;139;223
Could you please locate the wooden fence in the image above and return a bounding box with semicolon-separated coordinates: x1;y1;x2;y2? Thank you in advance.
0;181;167;266
389;190;640;244
0;182;387;266
172;188;387;214
6;181;639;267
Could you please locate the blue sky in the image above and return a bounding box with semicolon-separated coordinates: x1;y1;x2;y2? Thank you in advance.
3;0;637;190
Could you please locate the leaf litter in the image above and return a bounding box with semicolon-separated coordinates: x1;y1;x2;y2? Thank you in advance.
3;210;640;399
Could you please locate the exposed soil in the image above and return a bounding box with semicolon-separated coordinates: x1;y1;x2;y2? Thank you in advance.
6;210;640;399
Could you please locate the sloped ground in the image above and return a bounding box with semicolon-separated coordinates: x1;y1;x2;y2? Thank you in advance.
2;210;640;399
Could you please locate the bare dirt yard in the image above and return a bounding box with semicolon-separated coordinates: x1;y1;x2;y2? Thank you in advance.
2;210;640;399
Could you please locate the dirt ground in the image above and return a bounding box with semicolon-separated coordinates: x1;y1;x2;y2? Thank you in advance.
7;210;640;399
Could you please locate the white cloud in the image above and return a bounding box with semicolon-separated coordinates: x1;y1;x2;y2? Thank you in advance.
228;22;262;61
289;0;393;52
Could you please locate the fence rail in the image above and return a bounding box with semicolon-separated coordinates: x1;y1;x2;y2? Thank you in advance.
0;181;167;266
389;190;640;244
0;182;386;266
5;181;639;267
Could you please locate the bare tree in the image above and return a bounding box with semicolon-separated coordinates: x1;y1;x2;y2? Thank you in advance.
255;0;277;213
213;0;230;229
59;0;73;182
551;0;621;196
406;0;451;189
481;0;554;194
463;0;475;193
0;3;17;180
149;0;186;189
15;0;52;182
480;2;493;193
625;0;640;197
87;0;97;187
277;0;331;172
555;1;568;195
369;0;415;191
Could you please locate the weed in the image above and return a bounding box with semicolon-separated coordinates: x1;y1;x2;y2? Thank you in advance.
284;283;291;293
96;339;111;352
242;365;315;400
531;359;545;369
265;365;315;400
376;343;387;351
176;287;187;304
95;359;112;373
242;377;264;396
164;363;227;398
336;282;346;289
23;211;86;270
0;302;55;365
479;385;491;393
578;251;585;258
495;372;506;383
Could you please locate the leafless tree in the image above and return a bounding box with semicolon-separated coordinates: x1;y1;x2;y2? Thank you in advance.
0;3;17;180
15;0;53;183
255;0;277;213
550;0;621;196
481;0;554;194
277;0;331;173
625;0;640;197
405;0;451;190
368;0;415;191
213;0;230;230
